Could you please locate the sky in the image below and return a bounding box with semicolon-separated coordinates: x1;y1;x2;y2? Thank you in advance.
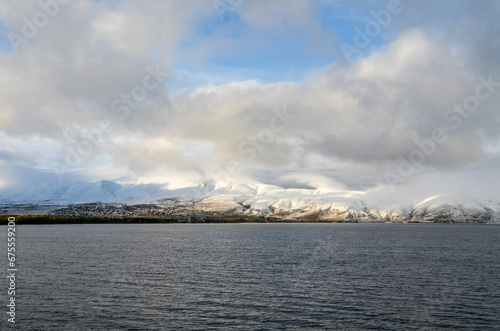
0;0;499;202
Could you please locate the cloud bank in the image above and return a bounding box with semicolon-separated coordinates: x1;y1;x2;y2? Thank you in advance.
0;0;499;202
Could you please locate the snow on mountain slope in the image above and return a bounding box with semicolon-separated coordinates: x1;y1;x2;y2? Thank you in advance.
1;178;499;223
193;195;247;213
1;179;210;204
410;194;499;223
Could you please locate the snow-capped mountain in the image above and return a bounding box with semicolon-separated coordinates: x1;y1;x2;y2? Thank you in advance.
1;179;499;223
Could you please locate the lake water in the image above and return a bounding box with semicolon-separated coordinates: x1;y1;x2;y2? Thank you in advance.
3;223;500;330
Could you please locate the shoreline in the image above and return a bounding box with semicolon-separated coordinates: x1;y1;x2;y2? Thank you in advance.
0;215;492;225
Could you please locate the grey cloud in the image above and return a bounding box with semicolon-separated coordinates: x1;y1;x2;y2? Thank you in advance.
0;146;37;166
144;29;500;174
0;0;499;194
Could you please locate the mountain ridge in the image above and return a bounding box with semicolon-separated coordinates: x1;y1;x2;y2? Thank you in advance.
1;179;499;223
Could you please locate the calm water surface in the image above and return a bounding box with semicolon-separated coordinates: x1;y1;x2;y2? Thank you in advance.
3;223;500;330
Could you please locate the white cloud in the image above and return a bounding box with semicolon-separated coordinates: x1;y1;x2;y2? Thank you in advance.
0;0;499;203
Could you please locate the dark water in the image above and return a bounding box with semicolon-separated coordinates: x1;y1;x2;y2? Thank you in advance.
3;223;500;330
